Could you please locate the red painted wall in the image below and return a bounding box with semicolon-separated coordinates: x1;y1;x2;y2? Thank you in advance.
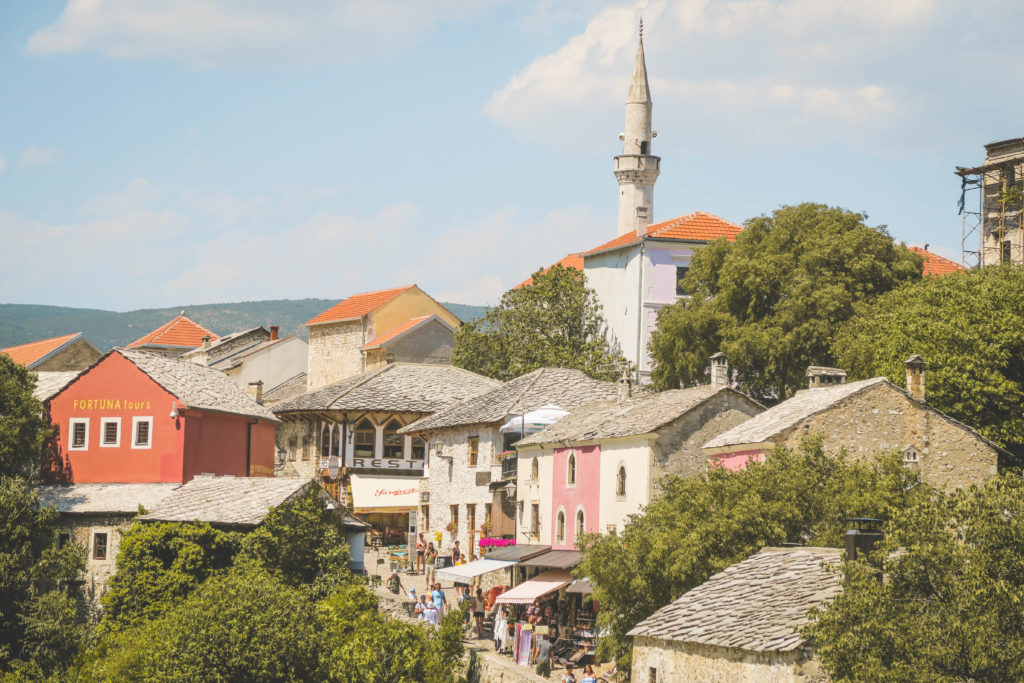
709;449;766;471
46;351;276;484
550;445;601;550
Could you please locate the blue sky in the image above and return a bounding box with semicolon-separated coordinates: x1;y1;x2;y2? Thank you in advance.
2;0;1023;310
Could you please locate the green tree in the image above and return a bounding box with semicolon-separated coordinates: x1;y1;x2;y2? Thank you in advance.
578;438;926;671
649;203;923;398
453;264;626;381
833;264;1024;467
0;355;51;481
807;471;1024;682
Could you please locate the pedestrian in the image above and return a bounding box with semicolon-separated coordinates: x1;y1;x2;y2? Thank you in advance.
533;633;553;668
580;665;597;683
414;595;427;620
450;540;461;566
472;588;486;638
457;553;467;565
423;599;438;625
407;586;417;602
415;532;427;574
431;582;446;618
424;543;437;590
386;569;401;595
561;663;577;683
493;606;509;653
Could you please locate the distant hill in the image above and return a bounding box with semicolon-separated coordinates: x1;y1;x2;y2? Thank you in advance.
0;300;489;351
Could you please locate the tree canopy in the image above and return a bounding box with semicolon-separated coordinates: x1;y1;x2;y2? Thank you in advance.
808;471;1024;682
578;438;927;671
833;264;1024;467
649;203;923;398
0;355;50;481
452;264;626;381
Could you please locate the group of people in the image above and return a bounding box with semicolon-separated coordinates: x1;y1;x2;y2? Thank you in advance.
411;583;448;625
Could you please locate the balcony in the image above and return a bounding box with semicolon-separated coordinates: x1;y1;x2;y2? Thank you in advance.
500;452;517;480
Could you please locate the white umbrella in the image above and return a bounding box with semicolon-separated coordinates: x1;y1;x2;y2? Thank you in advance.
499;404;569;434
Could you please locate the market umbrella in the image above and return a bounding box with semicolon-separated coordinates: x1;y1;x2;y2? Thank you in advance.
499;405;569;434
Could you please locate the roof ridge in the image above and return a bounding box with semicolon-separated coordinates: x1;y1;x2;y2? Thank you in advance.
323;364;395;408
506;368;551;415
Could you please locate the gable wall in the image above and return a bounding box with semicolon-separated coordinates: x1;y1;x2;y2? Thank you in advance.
34;338;103;371
307;320;364;390
632;636;820;683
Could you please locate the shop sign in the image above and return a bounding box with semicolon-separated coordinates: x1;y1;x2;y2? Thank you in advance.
347;456;423;470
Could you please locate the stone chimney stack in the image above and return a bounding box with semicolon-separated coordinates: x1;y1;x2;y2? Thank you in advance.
709;352;729;388
201;335;211;350
248;380;264;405
806;366;847;389
618;370;632;402
269;326;279;341
904;354;926;401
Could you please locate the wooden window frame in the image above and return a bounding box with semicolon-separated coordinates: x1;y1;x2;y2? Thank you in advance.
93;532;108;560
69;418;89;450
468;436;480;467
100;418;121;448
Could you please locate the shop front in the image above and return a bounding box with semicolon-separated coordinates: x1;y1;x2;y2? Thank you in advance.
350;473;418;547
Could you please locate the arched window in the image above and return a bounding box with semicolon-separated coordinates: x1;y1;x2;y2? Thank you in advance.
354;419;375;459
616;465;627;497
556;510;566;543
383;419;403;459
320;424;332;458
531;457;539;481
576;508;585;538
411;436;426;460
567;452;577;486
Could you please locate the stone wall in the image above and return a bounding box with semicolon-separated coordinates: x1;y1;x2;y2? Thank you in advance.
779;383;999;490
59;513;135;604
307;320;364;390
275;418;320;479
35;338;102;371
364;319;455;372
632;636;827;683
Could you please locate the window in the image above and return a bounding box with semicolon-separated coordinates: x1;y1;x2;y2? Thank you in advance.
421;505;429;531
903;447;920;467
411;436;426;460
531;504;540;536
449;505;459;529
93;532;108;560
383;419;403;459
57;531;71;549
675;265;690;296
616;465;627;497
69;419;88;450
556;510;566;543
1003;240;1013;264
287;437;298;461
320;425;333;459
531;457;539;482
567;452;577;486
576;508;586;538
468;436;480;467
354;419;375;459
301;437;310;461
640;140;649;154
132;417;153;449
100;418;121;447
649;667;657;683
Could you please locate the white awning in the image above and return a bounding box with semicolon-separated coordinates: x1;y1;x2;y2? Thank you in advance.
437;558;516;583
495;569;573;605
350;474;418;512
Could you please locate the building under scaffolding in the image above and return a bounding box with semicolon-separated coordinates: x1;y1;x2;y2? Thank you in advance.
956;137;1024;268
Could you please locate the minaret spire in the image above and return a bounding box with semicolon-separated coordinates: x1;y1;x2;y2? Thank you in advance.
614;21;660;237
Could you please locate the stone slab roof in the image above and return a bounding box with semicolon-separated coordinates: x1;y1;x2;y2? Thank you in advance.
400;367;616;434
516;385;750;446
119;349;278;422
627;547;842;652
39;483;180;515
704;378;885;449
262;372;308;405
139;476;314;526
273;363;500;415
32;371;82;402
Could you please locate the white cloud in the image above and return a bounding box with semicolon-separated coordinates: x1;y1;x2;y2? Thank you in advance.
26;0;493;67
18;146;64;167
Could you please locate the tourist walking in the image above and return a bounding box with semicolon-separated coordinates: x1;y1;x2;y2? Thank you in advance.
431;582;446;618
450;540;461;565
415;533;427;574
424;543;437;590
472;588;486;638
423;600;438;626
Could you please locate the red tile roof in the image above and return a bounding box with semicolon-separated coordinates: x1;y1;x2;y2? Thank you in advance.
515;253;586;288
2;332;81;367
586;211;743;255
361;315;436;350
908;246;965;277
306;286;414;326
126;315;219;349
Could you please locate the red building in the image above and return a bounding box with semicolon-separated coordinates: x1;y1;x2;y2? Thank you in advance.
45;349;278;484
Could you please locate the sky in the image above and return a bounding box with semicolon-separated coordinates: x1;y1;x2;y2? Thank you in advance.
1;0;1023;311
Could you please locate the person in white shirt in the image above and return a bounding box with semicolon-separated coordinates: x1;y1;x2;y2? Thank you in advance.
423;601;439;625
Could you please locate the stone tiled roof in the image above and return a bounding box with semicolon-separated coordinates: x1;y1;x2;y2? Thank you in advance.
704;378;886;449
38;483;180;515
139;476;314;526
273;363;500;415
32;371;82;402
516;385;752;446
119;349;279;422
627;547;842;651
262;372;308;405
399;368;617;434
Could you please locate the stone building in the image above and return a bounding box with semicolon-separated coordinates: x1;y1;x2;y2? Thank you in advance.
400;367;616;557
956;137;1024;267
126;313;219;357
305;285;461;391
514;372;763;547
628;546;841;682
3;332;102;371
272;363;498;544
703;358;1002;490
185;325;308;396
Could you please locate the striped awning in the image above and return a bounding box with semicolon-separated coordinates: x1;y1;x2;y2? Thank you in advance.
494;569;572;605
437;558;516;583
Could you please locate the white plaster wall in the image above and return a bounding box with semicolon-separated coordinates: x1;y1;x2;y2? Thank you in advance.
515;444;554;546
597;438;654;534
228;336;308;391
584;249;641;370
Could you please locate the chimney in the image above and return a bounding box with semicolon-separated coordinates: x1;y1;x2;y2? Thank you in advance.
709;352;729;388
201;335;211;350
845;518;883;563
904;354;925;401
248;380;264;405
618;370;632;402
269;326;279;341
806;366;846;389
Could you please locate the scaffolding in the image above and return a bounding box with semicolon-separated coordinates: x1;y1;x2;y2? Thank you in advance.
956;137;1024;268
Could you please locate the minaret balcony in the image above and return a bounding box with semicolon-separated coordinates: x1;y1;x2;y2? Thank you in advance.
614;155;661;173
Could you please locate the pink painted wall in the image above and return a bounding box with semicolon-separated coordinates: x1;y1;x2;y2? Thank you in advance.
551;445;601;550
709;449;766;471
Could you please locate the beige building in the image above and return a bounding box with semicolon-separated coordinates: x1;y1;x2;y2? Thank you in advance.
703;358;1002;490
956;137;1024;267
3;332;102;371
185;325;308;397
304;285;461;391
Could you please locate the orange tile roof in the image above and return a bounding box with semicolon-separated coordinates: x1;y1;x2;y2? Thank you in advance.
586;211;743;255
515;253;586;288
2;332;81;368
126;315;219;349
908;246;965;277
361;315;435;350
306;285;414;326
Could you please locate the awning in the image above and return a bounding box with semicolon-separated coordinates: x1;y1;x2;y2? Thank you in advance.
566;578;593;594
499;405;569;434
517;549;582;569
350;474;418;511
437;558;516;583
495;569;573;605
485;544;550;562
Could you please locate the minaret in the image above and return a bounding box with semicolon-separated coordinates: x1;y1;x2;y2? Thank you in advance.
614;21;660;237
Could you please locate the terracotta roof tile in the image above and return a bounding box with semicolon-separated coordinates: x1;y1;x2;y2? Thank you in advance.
127;315;219;349
361;315;436;350
3;333;81;367
306;286;413;326
515;253;586;288
586;211;742;256
908;246;965;277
